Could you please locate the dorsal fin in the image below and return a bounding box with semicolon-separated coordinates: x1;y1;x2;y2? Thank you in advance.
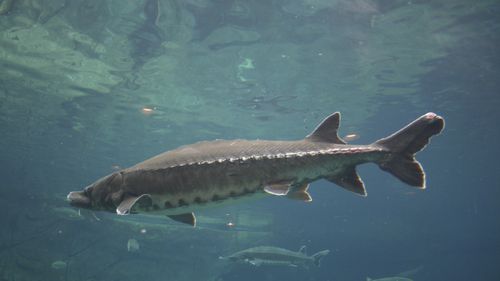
305;112;346;144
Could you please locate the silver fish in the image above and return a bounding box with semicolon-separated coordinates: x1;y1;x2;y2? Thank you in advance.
367;277;413;281
219;245;329;268
67;112;445;226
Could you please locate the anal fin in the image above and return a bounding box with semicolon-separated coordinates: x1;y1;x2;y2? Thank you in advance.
287;183;312;202
168;213;196;227
327;168;367;196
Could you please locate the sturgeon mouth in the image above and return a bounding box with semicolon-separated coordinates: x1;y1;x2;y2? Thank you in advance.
67;191;91;208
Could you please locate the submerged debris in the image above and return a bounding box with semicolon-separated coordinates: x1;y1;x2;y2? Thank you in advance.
127;238;140;252
0;0;14;16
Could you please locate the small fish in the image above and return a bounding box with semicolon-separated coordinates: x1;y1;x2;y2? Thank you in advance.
367;265;422;281
343;133;360;141
67;112;444;227
367;277;413;281
220;245;329;268
141;107;155;115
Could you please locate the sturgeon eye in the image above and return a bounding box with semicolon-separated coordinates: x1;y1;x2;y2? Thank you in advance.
84;186;93;197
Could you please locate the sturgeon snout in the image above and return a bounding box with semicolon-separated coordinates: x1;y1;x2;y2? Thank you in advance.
67;191;91;208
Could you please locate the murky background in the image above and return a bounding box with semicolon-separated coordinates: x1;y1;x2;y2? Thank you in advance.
0;0;499;280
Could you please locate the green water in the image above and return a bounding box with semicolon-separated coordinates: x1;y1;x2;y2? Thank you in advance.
0;1;499;280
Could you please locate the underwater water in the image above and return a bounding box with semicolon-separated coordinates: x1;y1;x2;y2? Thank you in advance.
0;0;499;280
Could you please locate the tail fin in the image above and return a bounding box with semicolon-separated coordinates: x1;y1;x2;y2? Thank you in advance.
311;250;330;267
375;112;445;188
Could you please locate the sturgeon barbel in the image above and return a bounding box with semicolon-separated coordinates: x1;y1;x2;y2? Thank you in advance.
67;112;445;226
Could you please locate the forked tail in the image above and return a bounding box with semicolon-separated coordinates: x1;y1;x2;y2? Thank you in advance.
312;250;330;267
374;112;445;188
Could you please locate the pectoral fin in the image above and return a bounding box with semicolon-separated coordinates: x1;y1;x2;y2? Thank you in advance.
327;167;366;196
116;194;152;215
167;213;196;227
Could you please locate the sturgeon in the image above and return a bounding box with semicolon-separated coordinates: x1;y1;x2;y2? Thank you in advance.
219;245;329;268
67;112;445;226
366;277;413;281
